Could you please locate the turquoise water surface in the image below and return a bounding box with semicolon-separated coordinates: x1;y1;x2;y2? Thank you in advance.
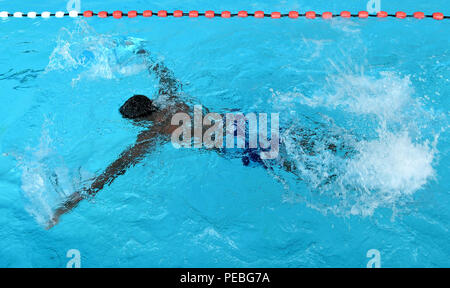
0;0;449;267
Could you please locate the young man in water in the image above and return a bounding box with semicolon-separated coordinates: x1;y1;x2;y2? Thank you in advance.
47;48;338;229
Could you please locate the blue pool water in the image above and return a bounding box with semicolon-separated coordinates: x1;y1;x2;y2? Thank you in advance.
0;0;449;267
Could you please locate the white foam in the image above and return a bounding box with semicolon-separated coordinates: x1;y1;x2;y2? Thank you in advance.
16;119;92;226
301;72;415;122
45;21;148;84
278;70;439;216
341;130;436;216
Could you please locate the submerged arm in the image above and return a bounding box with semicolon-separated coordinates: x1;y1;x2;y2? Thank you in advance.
152;62;182;97
137;49;182;99
47;127;165;229
87;129;160;194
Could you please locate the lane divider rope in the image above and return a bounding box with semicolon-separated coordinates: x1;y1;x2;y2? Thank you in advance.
0;10;448;20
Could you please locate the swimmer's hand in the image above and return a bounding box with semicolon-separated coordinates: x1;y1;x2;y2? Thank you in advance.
46;192;84;230
46;214;60;230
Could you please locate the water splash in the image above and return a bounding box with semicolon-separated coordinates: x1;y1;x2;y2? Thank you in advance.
279;70;439;217
45;20;148;85
15;119;92;226
342;130;436;216
302;71;415;121
14;21;156;226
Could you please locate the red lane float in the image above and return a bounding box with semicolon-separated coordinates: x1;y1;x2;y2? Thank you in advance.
271;12;281;19
322;12;333;19
305;11;316;19
98;11;108;18
396;11;407;19
238;11;248;17
143;10;152;17
83;10;93;17
158;10;167;17
433;12;444;20
358;11;369;18
254;11;264;18
221;11;230;18
128;10;137;18
113;11;122;19
413;12;425;19
289;11;299;18
189;10;199;17
377;11;388;18
173;10;183;17
341;11;351;18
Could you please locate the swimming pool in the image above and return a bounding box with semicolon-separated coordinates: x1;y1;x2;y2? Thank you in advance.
0;0;449;267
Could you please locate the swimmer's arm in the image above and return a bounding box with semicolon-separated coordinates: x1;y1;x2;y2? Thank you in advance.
88;129;160;194
47;128;161;229
138;49;181;99
152;62;182;98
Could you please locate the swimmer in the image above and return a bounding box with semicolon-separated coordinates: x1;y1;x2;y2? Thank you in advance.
46;48;340;229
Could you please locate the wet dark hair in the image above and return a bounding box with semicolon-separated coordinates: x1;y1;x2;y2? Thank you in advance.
119;95;158;119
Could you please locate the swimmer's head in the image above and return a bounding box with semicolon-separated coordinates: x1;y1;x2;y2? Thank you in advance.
119;95;157;120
